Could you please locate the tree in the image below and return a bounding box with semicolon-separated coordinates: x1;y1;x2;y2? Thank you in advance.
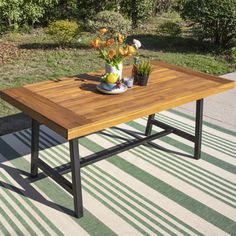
153;0;179;15
180;0;236;48
0;0;23;29
121;0;154;28
77;0;154;28
0;0;58;30
23;0;58;26
45;0;78;22
77;0;119;20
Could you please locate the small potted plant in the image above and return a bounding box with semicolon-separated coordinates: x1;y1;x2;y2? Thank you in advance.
134;60;152;86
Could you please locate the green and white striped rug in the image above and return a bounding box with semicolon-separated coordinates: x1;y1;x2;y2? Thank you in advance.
0;110;236;236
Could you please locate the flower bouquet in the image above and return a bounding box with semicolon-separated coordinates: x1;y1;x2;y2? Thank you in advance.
91;28;141;93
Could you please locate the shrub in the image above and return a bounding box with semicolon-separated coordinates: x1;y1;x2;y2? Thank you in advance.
230;47;236;61
154;0;180;14
157;21;181;36
77;0;119;20
179;0;236;48
88;11;131;34
45;20;79;44
130;0;154;28
43;0;78;25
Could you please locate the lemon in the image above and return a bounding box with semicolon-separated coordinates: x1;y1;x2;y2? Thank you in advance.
106;73;119;84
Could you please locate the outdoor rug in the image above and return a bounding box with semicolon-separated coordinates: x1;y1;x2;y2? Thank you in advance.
0;110;236;236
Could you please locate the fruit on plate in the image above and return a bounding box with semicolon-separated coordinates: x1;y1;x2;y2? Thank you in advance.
101;73;119;84
101;82;116;90
107;73;118;83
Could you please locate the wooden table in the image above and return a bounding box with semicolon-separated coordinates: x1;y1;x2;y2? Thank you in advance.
0;61;234;218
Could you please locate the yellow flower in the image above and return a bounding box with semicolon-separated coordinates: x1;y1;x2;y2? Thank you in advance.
91;38;101;48
118;34;124;44
108;49;116;59
119;47;128;57
99;28;108;35
127;45;136;55
106;38;115;47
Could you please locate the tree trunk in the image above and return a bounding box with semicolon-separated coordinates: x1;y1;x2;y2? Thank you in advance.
131;0;138;28
8;18;12;28
153;0;158;16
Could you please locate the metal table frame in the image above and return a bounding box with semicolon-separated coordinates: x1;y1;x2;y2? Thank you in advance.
31;99;204;218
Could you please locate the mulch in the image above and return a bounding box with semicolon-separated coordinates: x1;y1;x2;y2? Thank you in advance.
0;43;19;64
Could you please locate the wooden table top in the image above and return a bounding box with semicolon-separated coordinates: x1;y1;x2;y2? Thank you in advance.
0;61;234;140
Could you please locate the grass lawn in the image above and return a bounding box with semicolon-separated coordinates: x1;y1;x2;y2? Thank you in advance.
0;25;235;118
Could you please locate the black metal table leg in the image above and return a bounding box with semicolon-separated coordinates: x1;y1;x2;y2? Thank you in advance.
31;119;39;177
145;114;155;136
29;100;204;218
69;139;83;218
194;99;204;159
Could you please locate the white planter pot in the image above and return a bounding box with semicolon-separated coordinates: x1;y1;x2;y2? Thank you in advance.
105;62;123;80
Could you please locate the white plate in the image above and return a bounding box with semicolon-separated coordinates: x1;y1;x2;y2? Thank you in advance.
96;83;128;94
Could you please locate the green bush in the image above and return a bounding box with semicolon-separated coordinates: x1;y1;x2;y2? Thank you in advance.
154;0;180;14
230;47;236;61
88;11;131;34
45;20;79;44
78;0;119;20
179;0;236;48
43;0;78;24
157;21;181;36
129;0;154;28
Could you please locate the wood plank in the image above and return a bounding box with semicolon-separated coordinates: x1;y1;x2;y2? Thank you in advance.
67;81;234;139
0;87;92;138
0;61;234;140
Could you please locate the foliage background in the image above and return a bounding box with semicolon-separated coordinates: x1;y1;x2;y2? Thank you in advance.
0;0;235;123
0;0;58;30
0;0;179;30
180;0;236;48
1;0;236;49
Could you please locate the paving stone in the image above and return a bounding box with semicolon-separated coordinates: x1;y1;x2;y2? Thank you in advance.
176;72;236;131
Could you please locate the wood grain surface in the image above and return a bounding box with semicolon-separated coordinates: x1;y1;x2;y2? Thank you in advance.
0;61;235;140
